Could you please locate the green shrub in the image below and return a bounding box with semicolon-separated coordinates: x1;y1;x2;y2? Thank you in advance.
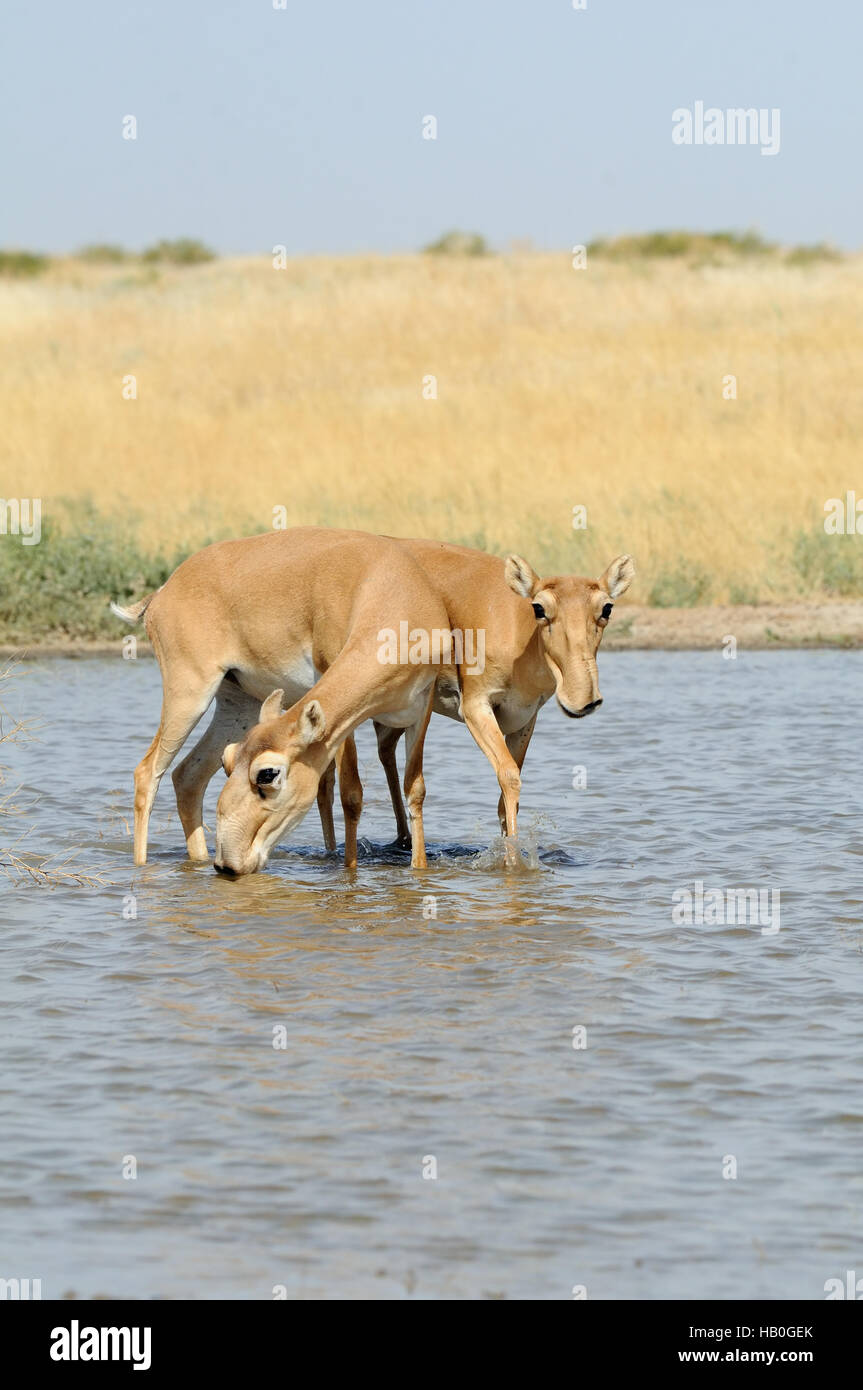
423;230;490;256
587;229;787;263
724;229;775;256
785;242;842;267
0;502;187;641
648;566;713;607
792;527;863;597
728;584;761;606
0;250;50;277
141;238;216;266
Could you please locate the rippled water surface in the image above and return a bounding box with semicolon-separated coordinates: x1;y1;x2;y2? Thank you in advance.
2;652;862;1299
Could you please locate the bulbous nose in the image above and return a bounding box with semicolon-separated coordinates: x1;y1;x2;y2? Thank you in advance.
577;696;603;717
214;860;239;878
559;695;603;718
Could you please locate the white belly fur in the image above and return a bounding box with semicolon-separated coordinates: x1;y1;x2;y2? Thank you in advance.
234;650;320;706
375;673;437;730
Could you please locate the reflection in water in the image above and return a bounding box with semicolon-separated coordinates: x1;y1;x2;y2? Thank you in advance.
1;652;861;1299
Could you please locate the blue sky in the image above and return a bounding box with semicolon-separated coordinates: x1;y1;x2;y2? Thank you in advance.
2;0;860;254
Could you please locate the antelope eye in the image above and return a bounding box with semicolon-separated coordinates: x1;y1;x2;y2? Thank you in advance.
532;602;547;621
600;602;613;621
254;765;285;799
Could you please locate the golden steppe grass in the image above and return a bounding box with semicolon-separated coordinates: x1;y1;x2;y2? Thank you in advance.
2;251;862;602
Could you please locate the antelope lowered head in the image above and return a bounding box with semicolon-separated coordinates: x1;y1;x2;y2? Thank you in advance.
504;553;635;717
215;690;328;877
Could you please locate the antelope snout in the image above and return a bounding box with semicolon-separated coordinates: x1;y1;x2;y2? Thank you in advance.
558;695;603;719
214;845;265;876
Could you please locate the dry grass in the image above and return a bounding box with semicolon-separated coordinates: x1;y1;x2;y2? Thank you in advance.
2;251;862;604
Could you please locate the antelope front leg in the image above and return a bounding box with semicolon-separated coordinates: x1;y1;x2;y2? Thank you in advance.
134;675;223;865
402;690;435;870
317;759;337;852
463;698;523;862
335;735;362;869
496;713;537;837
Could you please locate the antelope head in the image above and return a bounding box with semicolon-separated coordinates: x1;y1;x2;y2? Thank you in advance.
504;553;635;716
214;690;328;876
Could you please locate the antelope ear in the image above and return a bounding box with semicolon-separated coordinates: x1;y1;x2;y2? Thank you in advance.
259;689;285;723
504;553;542;600
599;554;635;600
222;741;240;776
297;699;326;748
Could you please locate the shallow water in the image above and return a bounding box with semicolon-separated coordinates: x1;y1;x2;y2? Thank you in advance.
1;651;861;1300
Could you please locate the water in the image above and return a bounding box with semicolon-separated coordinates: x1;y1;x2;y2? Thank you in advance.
1;651;861;1300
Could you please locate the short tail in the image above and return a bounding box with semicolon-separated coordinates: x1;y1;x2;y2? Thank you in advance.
110;591;157;625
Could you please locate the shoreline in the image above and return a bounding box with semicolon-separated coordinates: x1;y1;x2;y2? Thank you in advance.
2;602;862;658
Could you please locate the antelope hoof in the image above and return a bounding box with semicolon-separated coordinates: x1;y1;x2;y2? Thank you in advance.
504;838;520;868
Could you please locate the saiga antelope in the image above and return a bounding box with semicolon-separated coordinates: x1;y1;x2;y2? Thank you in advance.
114;528;633;867
112;528;454;870
336;541;634;847
375;540;634;843
212;540;633;866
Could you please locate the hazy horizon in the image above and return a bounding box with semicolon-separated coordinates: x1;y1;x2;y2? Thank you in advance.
2;0;860;256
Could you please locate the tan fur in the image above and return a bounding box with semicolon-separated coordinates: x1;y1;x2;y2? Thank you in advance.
122;528;453;870
365;540;635;849
117;527;633;870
